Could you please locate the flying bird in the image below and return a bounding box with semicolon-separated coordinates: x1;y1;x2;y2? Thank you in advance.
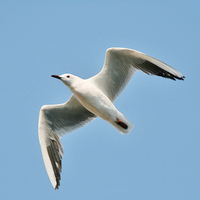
38;48;185;189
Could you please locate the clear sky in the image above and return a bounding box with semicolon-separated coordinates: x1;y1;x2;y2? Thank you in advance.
1;1;199;199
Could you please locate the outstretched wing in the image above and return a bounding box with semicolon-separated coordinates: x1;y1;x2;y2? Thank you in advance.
38;95;96;189
90;48;184;102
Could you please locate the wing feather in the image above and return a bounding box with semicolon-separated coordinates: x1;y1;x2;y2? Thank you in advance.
38;95;96;189
90;48;184;101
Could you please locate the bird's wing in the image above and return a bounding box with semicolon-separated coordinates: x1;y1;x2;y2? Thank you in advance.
89;47;184;102
38;95;96;189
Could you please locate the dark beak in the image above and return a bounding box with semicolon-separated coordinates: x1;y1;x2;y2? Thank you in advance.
51;75;61;80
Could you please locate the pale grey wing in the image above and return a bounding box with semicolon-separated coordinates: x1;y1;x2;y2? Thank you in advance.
38;95;96;189
89;48;185;102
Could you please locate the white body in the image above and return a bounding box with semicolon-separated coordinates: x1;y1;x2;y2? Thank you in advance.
38;47;185;189
69;79;133;134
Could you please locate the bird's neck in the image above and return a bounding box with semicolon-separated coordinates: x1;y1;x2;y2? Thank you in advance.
67;78;85;93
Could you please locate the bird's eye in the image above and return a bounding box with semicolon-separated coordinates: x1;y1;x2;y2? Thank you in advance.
67;75;70;78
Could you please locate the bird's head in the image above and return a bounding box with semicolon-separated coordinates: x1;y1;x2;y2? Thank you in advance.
51;73;81;88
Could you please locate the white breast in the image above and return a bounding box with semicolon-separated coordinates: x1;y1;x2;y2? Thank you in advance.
72;81;117;121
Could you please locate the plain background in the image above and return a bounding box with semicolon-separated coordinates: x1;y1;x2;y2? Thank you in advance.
1;1;199;199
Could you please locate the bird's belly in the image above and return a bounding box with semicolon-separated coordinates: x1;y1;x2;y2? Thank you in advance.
74;88;117;121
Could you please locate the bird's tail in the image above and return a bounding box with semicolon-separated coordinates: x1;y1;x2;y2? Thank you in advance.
110;111;134;134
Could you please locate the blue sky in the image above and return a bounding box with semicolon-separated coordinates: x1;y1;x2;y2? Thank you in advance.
1;1;199;199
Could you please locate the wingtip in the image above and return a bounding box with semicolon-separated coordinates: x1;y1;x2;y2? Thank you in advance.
181;76;185;80
53;175;61;190
174;75;185;81
55;183;60;190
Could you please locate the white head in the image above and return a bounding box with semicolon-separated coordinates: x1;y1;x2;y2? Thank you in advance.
51;73;81;88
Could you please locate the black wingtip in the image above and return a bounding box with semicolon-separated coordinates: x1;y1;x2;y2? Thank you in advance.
157;71;185;81
181;76;185;80
138;60;185;81
173;75;185;81
55;181;60;190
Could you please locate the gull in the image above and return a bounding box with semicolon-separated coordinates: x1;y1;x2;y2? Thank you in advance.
38;47;185;189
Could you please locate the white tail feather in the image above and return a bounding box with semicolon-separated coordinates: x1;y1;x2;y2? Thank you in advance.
109;111;134;134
